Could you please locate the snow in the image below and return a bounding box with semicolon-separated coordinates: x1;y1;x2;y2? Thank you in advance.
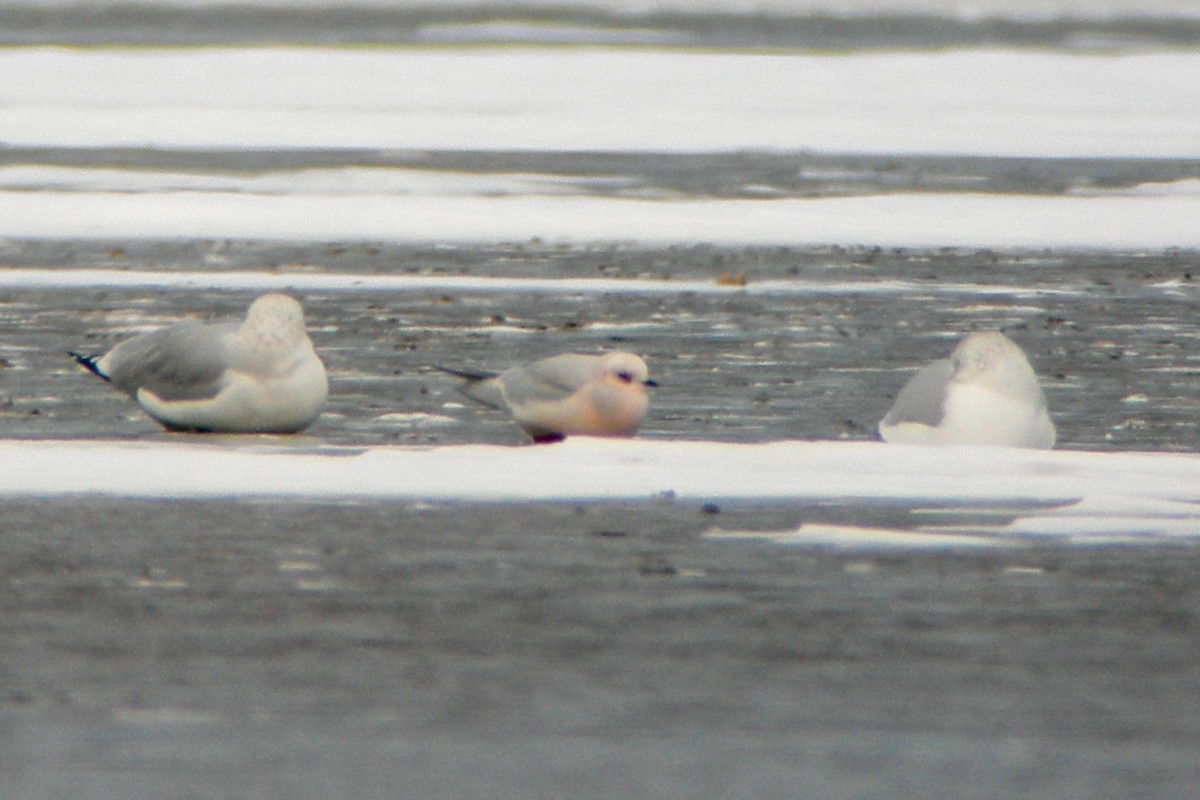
1;48;1195;158
1;189;1197;249
4;33;1199;542
2;47;1197;247
4;438;1200;545
704;524;1020;550
0;267;1089;298
0;0;1195;21
2;47;1196;247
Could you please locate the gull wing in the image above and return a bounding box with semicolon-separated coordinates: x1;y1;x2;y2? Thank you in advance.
100;321;237;402
494;355;598;408
880;358;954;429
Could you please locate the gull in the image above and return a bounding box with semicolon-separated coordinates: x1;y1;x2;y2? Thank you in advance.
440;351;656;442
878;331;1055;449
71;293;328;434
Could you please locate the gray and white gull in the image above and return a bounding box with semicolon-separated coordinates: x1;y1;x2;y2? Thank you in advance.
440;351;656;443
72;293;327;434
878;331;1055;449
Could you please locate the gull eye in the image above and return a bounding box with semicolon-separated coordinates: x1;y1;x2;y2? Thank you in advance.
615;371;634;383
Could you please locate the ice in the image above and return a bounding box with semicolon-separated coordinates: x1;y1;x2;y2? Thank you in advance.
5;436;1200;544
1;47;1196;247
5;438;1200;546
0;267;1087;298
3;18;1198;544
0;49;1195;158
1;46;1196;248
0;190;1196;249
704;524;1017;549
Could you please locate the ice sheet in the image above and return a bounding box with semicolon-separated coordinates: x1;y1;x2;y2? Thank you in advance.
5;438;1200;532
0;267;1086;297
1;190;1196;249
1;48;1195;158
8;437;1200;546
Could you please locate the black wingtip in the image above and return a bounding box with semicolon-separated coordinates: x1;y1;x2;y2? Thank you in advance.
432;364;497;383
68;350;110;382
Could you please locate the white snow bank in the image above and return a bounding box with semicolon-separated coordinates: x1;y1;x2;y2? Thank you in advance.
0;267;1087;298
5;438;1200;545
2;190;1197;249
0;48;1195;158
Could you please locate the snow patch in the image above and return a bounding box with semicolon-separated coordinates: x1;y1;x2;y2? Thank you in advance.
0;191;1197;249
6;438;1200;546
0;48;1195;158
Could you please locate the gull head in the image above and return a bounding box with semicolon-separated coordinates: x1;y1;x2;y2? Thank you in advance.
951;331;1038;391
600;352;656;392
242;294;309;342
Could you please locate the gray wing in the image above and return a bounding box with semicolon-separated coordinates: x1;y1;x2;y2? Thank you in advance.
100;321;235;401
436;365;507;410
457;376;507;410
494;355;597;408
881;358;954;429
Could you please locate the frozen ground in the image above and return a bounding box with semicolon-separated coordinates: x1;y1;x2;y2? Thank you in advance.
5;438;1200;544
1;47;1197;253
3;49;1196;157
3;5;1200;798
4;239;1199;453
4;237;1200;798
